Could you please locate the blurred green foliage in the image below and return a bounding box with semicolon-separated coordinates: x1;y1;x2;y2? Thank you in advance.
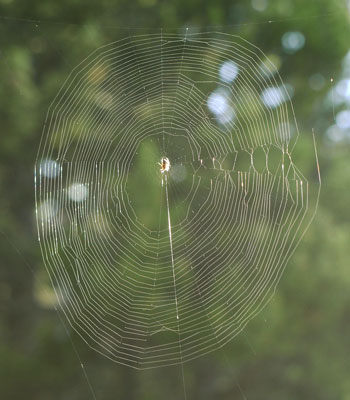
0;0;349;399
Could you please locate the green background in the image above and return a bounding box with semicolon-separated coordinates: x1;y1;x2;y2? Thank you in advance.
0;0;349;399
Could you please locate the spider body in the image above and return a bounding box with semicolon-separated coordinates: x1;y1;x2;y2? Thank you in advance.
160;157;170;173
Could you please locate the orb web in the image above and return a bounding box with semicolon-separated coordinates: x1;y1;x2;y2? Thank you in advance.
35;32;316;369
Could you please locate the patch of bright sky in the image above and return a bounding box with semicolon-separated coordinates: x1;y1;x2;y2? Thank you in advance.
325;79;350;109
335;79;350;103
37;200;57;222
261;86;290;108
207;89;230;116
325;50;350;144
40;159;60;178
217;107;235;125
67;183;89;202
251;0;268;12
326;125;349;144
336;110;350;130
281;31;305;54
219;61;239;83
207;89;235;125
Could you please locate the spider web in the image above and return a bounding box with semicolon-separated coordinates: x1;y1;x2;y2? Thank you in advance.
35;31;318;369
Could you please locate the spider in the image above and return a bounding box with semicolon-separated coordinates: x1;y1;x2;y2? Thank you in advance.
159;157;170;173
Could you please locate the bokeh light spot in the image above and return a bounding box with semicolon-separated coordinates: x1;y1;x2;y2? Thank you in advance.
37;200;57;222
251;0;268;12
261;86;287;108
171;164;187;183
336;110;350;130
326;124;347;143
281;31;305;54
67;183;89;202
207;90;230;116
335;79;350;103
219;61;239;83
40;159;60;178
309;73;326;91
